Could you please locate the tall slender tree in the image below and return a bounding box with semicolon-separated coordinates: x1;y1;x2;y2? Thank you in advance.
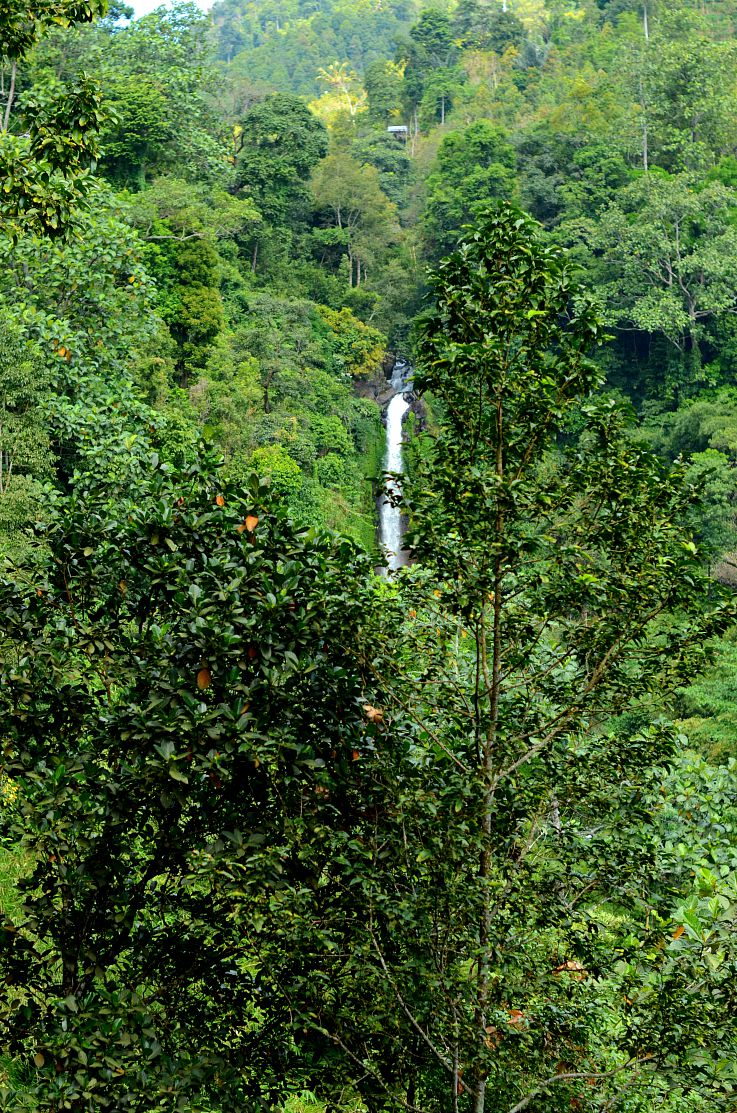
306;207;737;1113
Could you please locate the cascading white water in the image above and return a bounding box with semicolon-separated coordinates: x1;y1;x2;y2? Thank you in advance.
379;362;411;571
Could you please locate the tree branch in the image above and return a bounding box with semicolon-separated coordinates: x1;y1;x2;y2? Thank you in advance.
507;1056;653;1113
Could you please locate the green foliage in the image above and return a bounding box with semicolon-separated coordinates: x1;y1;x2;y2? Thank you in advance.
0;449;395;1110
454;0;525;53
643;21;737;172
363;59;404;123
249;441;303;497
0;316;52;491
97;2;224;187
281;1092;366;1113
350;130;411;208
100;74;177;186
0;1;112;239
0;0;107;57
0;315;52;561
423;120;517;257
588;175;737;398
235;93;327;231
647;389;737;462
381;206;736;1109
7;2;737;1109
124;175;260;383
677;637;737;758
315;305;386;378
397;7;461;123
182;293;385;549
0;78;108;239
682;450;737;558
218;0;416;96
0;183;164;399
637;390;737;556
311;152;398;289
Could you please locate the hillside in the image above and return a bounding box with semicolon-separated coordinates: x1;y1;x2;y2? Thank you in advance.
2;0;737;1109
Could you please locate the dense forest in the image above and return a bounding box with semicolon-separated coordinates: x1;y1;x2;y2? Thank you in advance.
2;0;737;1109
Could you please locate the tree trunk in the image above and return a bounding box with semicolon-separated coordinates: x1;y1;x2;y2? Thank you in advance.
2;59;17;133
639;74;649;172
472;393;506;1113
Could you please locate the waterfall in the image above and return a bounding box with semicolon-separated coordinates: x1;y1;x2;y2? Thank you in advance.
379;361;411;571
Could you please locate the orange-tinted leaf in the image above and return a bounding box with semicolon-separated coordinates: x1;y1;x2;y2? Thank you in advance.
246;514;259;532
215;495;225;507
197;668;212;690
351;749;361;761
672;924;685;940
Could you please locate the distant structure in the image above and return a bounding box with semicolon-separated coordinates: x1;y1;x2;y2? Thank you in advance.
387;125;409;141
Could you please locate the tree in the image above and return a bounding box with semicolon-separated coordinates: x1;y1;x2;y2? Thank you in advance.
0;316;51;496
364;59;405;123
0;445;396;1111
418;65;465;129
422;120;517;258
300;206;737;1112
402;205;736;1110
99;74;177;188
351;130;412;208
0;183;162;394
397;8;459;134
235;93;328;221
644;24;737;173
316;61;366;121
316;305;386;379
311;152;397;288
588;174;737;398
453;0;525;53
1;0;109;238
124;176;260;383
98;2;223;188
409;8;456;66
234;92;327;270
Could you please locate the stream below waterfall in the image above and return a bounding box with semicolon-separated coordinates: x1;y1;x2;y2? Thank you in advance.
379;360;411;571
